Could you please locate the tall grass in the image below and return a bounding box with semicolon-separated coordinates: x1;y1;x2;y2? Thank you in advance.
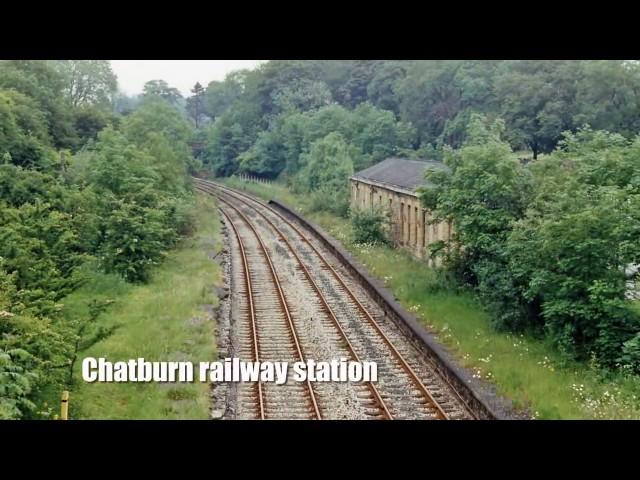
61;195;222;419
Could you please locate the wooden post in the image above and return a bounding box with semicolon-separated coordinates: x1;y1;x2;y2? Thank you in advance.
60;390;69;420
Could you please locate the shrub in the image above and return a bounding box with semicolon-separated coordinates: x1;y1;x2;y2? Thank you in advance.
351;207;389;245
421;118;640;367
168;197;196;237
99;198;174;283
0;348;38;419
297;132;354;218
620;334;640;373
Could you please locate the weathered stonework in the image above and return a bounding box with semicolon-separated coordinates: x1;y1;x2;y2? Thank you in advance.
350;178;452;266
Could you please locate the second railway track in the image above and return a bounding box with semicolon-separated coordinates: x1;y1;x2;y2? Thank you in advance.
195;177;475;420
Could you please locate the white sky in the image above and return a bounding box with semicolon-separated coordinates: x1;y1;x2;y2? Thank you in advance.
110;60;267;96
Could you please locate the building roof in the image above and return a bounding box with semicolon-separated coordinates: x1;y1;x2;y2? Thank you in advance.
351;158;449;195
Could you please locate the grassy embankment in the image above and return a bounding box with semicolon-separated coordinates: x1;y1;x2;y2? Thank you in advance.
61;194;222;419
222;176;640;419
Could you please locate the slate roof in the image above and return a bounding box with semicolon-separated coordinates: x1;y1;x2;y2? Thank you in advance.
351;158;449;194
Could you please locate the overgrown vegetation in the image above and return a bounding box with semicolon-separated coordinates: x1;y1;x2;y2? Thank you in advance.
421;115;640;370
202;60;640;384
65;195;221;419
200;61;640;214
222;177;640;419
0;60;197;418
4;59;640;419
351;207;390;245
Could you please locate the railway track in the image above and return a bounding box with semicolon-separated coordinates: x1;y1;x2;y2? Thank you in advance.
219;207;320;419
195;177;475;420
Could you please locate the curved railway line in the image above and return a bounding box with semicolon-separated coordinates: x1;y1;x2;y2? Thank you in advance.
194;177;476;420
219;207;320;419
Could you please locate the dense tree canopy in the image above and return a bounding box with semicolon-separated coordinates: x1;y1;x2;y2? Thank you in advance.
3;60;640;417
198;60;640;184
0;61;196;419
297;132;354;216
0;89;55;169
0;60;77;149
192;59;640;372
142;79;183;106
54;60;118;108
421;116;640;368
186;82;205;128
204;70;247;120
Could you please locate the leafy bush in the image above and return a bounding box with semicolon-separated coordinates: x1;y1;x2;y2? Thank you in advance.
419;114;532;326
351;207;389;245
296;132;353;217
620;334;640;373
422;117;640;367
0;348;38;419
0;63;196;416
77;128;194;282
98;198;175;282
167;197;196;237
506;130;640;364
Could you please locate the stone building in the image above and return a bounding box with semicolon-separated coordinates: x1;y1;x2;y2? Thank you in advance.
350;158;452;265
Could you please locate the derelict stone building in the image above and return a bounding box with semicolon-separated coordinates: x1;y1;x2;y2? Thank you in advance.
350;158;452;265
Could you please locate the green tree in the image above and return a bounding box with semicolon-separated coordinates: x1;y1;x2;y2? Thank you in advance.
98;197;175;282
366;61;407;114
253;60;324;117
349;102;416;169
141;79;183;105
396;61;465;147
0;347;38;419
237;129;286;178
186;82;206;128
121;98;193;154
0;64;195;417
494;60;580;158
334;60;381;107
54;60;118;108
298;132;354;216
508;186;640;363
85;129;187;282
395;60;500;150
113;92;141;115
507;128;640;363
0;89;54;170
205;114;253;176
419;114;532;327
0;60;77;149
203;92;262;177
270;78;333;116
72;105;118;145
573;61;640;138
204;70;247;119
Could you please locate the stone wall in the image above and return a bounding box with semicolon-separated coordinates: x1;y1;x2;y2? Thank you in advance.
351;179;452;265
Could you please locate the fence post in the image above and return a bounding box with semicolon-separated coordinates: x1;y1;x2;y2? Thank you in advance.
60;390;69;420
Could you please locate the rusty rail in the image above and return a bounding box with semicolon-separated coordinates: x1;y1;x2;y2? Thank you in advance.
203;189;322;419
218;208;265;419
195;178;453;419
205;185;393;419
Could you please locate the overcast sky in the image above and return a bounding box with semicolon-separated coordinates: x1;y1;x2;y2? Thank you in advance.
110;60;266;97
